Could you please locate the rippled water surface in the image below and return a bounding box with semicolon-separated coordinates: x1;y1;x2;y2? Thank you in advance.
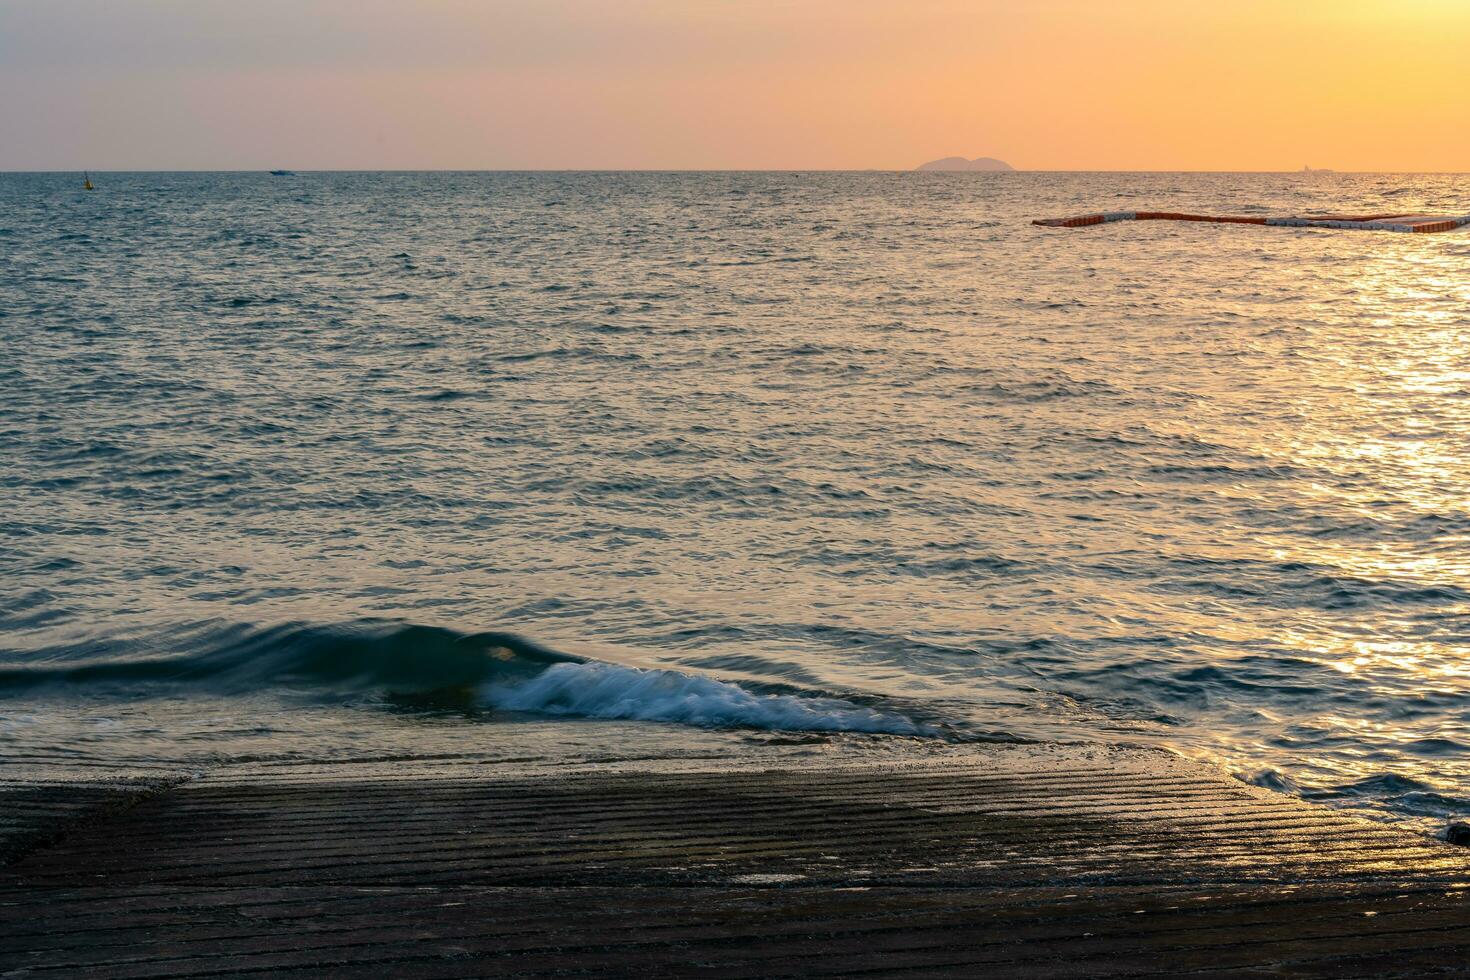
3;171;1469;830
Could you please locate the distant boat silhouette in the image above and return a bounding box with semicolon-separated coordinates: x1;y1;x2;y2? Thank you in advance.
269;170;295;176
83;172;94;191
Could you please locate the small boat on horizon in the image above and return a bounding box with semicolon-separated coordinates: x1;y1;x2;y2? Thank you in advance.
269;170;295;176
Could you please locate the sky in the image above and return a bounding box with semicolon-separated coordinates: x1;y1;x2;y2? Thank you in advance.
2;0;1468;171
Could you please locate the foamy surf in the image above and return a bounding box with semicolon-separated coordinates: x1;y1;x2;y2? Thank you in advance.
0;620;944;738
482;661;940;736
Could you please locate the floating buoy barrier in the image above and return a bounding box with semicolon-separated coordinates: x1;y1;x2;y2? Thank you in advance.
1034;211;1470;234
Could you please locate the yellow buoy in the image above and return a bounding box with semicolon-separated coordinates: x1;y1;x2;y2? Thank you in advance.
83;172;94;191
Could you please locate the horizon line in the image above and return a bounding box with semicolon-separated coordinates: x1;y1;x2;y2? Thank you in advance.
5;168;1469;175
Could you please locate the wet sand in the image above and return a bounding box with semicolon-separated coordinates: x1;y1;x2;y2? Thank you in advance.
3;727;1468;977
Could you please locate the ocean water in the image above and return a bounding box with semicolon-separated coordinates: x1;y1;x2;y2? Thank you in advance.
3;171;1468;832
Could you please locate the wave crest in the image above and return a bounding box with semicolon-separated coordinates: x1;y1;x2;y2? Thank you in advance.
0;620;941;737
483;661;938;735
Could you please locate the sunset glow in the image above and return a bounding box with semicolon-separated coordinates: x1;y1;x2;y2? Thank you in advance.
4;1;1470;971
3;0;1468;170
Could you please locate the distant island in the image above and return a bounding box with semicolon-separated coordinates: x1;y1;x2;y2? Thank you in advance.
916;156;1015;172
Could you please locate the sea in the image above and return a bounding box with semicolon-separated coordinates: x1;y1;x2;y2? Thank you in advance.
3;171;1468;834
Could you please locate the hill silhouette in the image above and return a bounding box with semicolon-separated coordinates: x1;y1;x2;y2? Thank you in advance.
916;156;1014;172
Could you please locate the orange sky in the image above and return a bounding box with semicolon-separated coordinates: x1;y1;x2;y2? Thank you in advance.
2;0;1467;170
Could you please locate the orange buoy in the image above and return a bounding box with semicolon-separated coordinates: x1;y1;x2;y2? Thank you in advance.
1034;211;1470;234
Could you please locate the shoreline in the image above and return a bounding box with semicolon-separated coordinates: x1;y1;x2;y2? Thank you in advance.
4;726;1468;976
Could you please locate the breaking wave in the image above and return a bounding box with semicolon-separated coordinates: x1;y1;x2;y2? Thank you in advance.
482;661;938;735
0;621;941;737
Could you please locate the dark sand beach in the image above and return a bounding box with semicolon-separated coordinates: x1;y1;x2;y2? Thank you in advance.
4;726;1469;977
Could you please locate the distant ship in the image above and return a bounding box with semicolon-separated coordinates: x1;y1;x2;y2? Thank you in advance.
269;169;295;176
1301;165;1335;173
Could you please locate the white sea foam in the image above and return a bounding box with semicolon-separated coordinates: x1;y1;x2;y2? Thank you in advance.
481;661;936;735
